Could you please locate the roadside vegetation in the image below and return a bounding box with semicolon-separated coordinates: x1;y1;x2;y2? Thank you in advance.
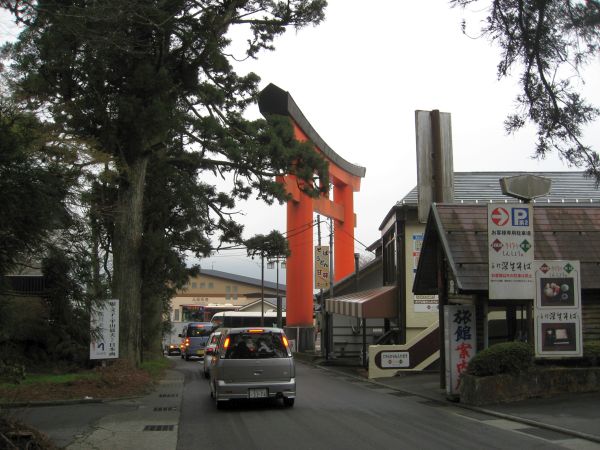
467;340;600;377
0;358;171;404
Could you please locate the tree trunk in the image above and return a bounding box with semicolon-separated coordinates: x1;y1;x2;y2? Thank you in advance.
112;157;148;367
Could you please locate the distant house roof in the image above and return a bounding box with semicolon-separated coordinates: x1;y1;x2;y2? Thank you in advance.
413;203;600;294
402;171;600;205
199;268;285;293
380;171;600;231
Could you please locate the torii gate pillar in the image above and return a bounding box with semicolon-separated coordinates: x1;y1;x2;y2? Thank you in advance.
259;84;366;351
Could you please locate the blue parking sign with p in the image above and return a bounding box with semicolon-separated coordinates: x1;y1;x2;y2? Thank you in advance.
512;208;529;226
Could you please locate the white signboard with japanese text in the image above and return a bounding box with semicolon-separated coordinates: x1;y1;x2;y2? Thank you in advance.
488;204;534;299
380;351;410;368
444;305;476;397
315;245;330;289
534;260;582;358
412;233;438;312
90;299;119;360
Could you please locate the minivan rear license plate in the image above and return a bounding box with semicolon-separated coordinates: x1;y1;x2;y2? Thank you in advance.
248;388;267;399
196;349;204;356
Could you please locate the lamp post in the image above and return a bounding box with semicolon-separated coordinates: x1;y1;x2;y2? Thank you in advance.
268;256;286;328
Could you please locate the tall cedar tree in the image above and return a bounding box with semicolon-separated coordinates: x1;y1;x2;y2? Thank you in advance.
2;0;328;366
452;0;600;180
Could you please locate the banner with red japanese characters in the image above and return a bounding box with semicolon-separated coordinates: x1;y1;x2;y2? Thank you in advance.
444;305;476;397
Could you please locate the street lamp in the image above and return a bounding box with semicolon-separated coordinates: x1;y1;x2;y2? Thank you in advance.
268;256;286;328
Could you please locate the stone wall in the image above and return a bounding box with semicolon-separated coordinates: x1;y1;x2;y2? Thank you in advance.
460;367;600;406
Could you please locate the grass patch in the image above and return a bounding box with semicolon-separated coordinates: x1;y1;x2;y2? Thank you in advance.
141;357;172;380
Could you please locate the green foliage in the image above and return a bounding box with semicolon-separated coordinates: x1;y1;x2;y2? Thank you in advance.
0;361;25;384
467;342;534;376
0;99;71;276
452;0;600;181
245;230;291;260
583;341;600;365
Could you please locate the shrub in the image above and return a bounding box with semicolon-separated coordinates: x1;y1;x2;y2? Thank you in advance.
467;341;534;376
583;341;600;366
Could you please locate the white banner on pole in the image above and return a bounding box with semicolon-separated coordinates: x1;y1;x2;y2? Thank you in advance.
488;204;534;299
315;245;330;289
90;299;119;360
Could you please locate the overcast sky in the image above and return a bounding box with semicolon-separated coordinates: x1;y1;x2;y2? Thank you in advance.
2;2;599;282
217;0;600;281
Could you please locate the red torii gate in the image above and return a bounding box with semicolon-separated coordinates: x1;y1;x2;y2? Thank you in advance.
258;84;366;344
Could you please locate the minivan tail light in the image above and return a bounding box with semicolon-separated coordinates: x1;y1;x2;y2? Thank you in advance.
223;337;230;349
248;329;264;333
282;336;289;348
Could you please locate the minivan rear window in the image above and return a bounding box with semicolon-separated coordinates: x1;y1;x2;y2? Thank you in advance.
224;332;288;359
188;326;212;337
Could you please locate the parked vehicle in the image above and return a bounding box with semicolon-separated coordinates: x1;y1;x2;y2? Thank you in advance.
180;322;213;361
210;311;286;329
209;327;295;408
203;330;222;378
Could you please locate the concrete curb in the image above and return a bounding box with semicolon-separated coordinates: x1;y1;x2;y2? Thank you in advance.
0;394;144;409
297;358;600;445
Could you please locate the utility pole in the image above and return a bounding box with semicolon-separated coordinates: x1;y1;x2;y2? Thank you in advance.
276;255;282;328
261;251;265;326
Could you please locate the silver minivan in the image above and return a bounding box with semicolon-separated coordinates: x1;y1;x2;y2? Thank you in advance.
208;327;296;408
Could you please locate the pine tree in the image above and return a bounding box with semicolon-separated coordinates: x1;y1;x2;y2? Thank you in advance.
1;0;328;365
453;0;600;179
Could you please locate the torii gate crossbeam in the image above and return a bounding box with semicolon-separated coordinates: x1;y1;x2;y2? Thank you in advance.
258;84;366;349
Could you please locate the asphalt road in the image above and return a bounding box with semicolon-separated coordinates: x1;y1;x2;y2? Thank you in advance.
174;357;568;450
8;356;594;449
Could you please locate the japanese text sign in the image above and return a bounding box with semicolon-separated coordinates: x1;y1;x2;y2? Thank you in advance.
315;245;330;289
90;299;119;360
534;260;582;358
488;204;534;299
444;305;476;397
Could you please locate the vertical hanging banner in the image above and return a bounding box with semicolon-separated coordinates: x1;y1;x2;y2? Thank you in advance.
90;299;119;360
488;204;534;299
315;245;330;289
534;260;582;358
444;305;476;397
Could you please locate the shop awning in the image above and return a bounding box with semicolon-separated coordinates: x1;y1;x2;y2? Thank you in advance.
325;286;398;319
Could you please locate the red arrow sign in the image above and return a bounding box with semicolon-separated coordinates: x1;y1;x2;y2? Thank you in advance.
491;207;509;226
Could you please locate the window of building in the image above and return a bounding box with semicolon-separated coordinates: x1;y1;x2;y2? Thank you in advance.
208;282;214;288
192;282;197;288
226;285;231;292
383;226;397;286
174;309;180;321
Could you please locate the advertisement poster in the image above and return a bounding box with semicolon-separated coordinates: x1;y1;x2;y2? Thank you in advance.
488;204;534;299
534;261;582;358
90;299;119;360
444;305;476;397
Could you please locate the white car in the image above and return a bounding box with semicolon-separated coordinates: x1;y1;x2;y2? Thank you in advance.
203;330;222;378
209;327;295;408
